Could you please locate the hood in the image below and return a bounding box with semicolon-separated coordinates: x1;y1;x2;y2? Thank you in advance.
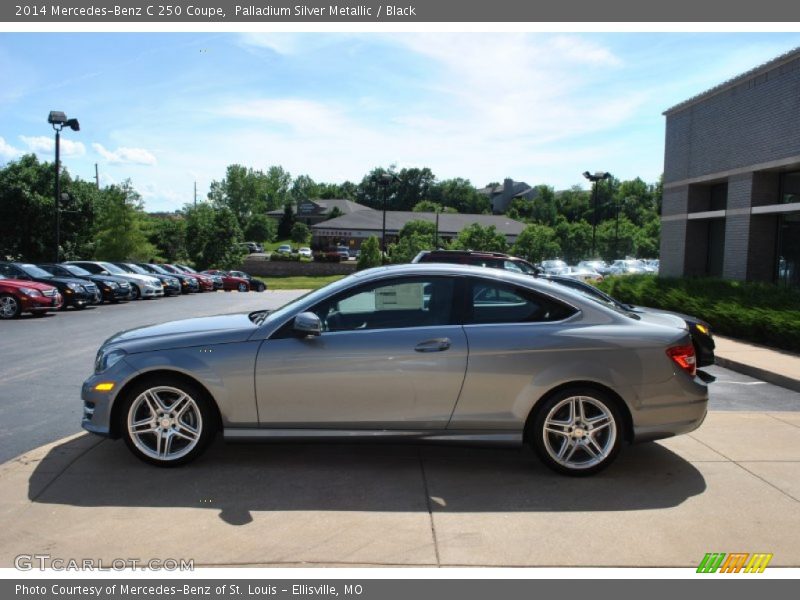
34;275;93;287
105;312;258;352
116;273;161;285
0;278;58;291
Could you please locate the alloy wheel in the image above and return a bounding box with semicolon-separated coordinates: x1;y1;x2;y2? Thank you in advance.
541;395;617;471
0;295;20;319
127;386;203;462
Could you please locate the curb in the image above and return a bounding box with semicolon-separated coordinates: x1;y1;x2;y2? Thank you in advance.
715;356;800;394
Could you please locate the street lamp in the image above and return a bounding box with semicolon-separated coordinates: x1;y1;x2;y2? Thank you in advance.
583;170;611;259
48;111;80;262
376;172;396;254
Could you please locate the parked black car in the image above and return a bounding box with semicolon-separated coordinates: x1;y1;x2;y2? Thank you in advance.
137;263;200;294
38;263;132;303
112;263;181;296
0;262;99;309
227;270;267;292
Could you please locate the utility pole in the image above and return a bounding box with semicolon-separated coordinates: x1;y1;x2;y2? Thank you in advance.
95;163;99;189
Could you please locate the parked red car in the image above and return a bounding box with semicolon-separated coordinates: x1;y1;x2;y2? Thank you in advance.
201;270;250;292
0;275;63;319
160;264;214;292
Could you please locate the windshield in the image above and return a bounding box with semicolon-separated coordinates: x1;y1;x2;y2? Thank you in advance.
147;264;168;274
179;265;197;273
98;262;126;275
564;285;639;319
250;274;359;326
63;265;92;277
20;264;54;278
124;263;148;274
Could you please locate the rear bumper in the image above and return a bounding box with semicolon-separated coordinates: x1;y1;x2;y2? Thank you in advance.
631;374;709;443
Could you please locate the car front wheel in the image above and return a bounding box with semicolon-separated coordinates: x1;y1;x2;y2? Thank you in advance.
0;294;21;319
238;282;248;292
531;388;622;476
129;285;140;300
119;377;216;467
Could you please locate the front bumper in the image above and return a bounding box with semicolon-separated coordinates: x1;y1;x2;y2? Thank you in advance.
22;293;63;312
64;289;95;307
141;286;164;298
81;359;136;438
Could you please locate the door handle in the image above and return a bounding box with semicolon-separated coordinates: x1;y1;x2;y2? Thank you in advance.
414;338;451;352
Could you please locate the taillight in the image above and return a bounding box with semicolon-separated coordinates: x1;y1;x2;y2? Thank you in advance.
666;344;696;377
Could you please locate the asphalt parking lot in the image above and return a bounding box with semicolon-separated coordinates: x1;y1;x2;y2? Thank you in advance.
1;291;799;567
0;290;305;463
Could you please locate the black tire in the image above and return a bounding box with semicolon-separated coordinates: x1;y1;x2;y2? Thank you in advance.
129;285;140;301
238;282;248;292
118;375;217;467
255;282;265;292
530;387;623;476
0;294;22;319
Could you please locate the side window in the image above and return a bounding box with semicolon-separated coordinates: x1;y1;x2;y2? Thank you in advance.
312;277;455;332
503;260;524;273
468;279;576;324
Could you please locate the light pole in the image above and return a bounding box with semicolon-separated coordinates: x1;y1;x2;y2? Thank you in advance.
583;171;611;259
48;111;80;262
376;172;395;255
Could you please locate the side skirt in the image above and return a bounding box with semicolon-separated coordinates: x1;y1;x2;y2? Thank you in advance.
224;428;523;446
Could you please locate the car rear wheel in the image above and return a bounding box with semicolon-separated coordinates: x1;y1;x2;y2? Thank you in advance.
530;388;622;476
238;282;248;292
119;377;216;467
254;281;265;292
0;294;21;319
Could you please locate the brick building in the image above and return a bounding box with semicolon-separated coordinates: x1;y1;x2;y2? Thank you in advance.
660;48;800;287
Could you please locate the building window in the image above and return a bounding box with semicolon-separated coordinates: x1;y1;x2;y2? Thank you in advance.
779;172;800;204
709;183;728;211
777;213;800;287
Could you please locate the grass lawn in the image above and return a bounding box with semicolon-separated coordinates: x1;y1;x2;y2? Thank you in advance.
267;275;347;290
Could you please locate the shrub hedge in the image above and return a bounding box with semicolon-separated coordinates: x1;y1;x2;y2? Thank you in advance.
596;275;800;353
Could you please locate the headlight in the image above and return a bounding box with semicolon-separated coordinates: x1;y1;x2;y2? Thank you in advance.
19;287;42;297
105;282;119;289
67;282;81;290
694;323;710;336
95;347;127;373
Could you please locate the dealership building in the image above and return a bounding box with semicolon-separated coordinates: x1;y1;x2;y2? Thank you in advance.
660;48;800;287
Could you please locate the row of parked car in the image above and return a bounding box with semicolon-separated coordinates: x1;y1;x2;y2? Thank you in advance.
0;260;267;320
538;258;660;281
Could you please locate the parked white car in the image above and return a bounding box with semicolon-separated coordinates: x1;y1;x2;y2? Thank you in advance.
298;247;312;258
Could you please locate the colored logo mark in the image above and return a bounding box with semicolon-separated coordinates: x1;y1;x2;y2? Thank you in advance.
697;552;773;573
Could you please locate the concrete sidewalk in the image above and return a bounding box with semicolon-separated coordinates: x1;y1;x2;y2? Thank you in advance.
714;336;800;393
1;411;799;568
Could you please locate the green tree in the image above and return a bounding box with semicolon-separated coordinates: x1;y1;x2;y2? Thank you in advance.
277;203;295;239
513;224;561;264
357;236;382;270
452;223;507;252
93;181;156;261
290;222;311;244
184;203;246;269
389;220;437;264
244;214;276;243
431;178;488;213
326;206;343;221
553;217;592;263
145;214;188;262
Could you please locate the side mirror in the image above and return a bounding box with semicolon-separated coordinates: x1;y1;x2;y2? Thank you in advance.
293;312;322;337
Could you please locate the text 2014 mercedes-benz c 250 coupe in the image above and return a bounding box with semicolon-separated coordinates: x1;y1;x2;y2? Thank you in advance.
81;264;708;475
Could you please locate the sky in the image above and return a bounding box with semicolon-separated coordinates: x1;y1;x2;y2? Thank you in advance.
1;32;800;212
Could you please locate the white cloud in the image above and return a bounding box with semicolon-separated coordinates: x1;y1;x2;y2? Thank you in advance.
93;143;157;166
220;98;358;138
20;135;86;157
0;136;22;160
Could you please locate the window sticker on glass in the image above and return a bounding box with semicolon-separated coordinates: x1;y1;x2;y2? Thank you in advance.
375;283;424;310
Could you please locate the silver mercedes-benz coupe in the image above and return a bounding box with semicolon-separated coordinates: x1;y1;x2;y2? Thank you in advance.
81;264;707;475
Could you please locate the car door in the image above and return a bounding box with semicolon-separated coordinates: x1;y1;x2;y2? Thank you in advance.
448;277;579;429
254;275;468;429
